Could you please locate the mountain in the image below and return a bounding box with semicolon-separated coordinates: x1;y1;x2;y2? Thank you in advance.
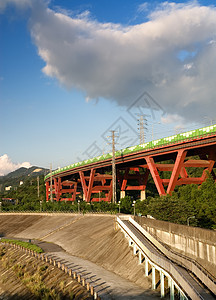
0;166;49;191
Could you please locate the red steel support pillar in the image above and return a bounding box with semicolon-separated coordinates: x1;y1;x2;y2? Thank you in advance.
86;169;96;202
146;156;166;196
46;181;49;202
57;177;62;201
79;171;88;201
200;151;216;182
72;182;78;201
167;150;187;194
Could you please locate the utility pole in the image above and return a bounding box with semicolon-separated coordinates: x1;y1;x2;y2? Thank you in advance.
110;130;117;204
37;176;40;198
50;163;53;202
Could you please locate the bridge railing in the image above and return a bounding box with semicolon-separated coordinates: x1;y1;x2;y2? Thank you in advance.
116;216;209;300
131;217;216;295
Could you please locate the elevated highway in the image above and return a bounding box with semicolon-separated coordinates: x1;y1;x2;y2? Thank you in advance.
45;124;216;201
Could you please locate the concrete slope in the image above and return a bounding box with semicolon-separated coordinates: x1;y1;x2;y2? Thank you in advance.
0;214;43;236
0;213;155;294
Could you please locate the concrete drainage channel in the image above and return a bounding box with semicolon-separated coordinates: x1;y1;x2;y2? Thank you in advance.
0;242;100;300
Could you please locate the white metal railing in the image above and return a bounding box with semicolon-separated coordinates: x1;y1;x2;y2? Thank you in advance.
116;216;208;300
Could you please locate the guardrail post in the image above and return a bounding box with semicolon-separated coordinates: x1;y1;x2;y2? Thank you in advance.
61;263;65;271
90;286;94;296
133;244;137;255
94;291;98;299
129;238;132;247
138;251;142;264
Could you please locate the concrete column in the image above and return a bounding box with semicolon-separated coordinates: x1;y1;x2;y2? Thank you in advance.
138;251;142;264
140;190;146;200
120;190;125;199
133;244;137;255
152;266;156;290
170;280;175;300
160;271;165;298
145;258;149;276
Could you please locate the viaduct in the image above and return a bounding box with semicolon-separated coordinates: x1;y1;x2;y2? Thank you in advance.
44;124;216;202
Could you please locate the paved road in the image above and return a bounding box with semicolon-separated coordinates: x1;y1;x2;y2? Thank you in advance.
44;251;158;300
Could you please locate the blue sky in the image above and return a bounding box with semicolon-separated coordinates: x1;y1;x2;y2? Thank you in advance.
0;0;216;175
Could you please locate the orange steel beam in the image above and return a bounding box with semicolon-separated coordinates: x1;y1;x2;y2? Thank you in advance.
92;186;112;191
200;151;216;182
46;181;49;202
86;169;95;202
79;171;88;200
45;138;216;200
146;156;166;195
167;150;187;194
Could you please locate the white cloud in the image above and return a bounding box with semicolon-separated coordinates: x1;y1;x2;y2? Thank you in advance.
2;1;216;124
161;114;184;124
0;154;31;176
0;0;32;12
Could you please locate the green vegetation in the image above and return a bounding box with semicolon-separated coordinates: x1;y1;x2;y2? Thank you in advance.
0;245;91;299
135;175;216;229
1;239;43;253
1;167;216;230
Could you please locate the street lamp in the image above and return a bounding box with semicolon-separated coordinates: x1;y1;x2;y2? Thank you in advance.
187;216;195;226
132;200;136;216
78;200;80;214
118;201;121;214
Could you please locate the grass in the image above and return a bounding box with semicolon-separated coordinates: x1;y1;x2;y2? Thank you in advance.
0;238;43;253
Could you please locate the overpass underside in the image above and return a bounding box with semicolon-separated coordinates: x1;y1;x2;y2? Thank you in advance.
45;135;216;202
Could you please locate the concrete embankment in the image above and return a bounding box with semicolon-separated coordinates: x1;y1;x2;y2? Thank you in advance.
0;213;158;298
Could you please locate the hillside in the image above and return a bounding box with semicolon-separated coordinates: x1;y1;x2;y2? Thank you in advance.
0;166;48;191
